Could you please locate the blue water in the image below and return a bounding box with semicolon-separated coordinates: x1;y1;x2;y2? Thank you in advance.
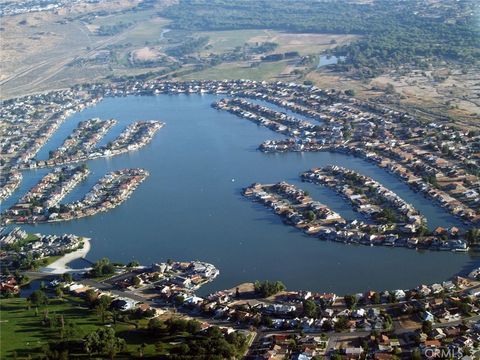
3;94;479;295
317;55;345;68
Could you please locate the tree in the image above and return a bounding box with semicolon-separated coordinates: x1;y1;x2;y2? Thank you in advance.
411;349;422;360
138;343;147;357
29;290;48;306
466;228;480;246
417;222;430;237
127;260;140;268
422;320;433;335
64;321;78;341
302;299;318;318
90;258;115;278
344;294;357;309
322;319;333;331
253;280;286;297
84;289;98;307
388;292;397;304
132;276;141;287
261;315;273;327
306;210;316;222
385;83;396;94
155;342;166;353
62;273;73;283
148;317;167;336
55;287;64;299
84;327;125;359
377;208;397;224
84;330;99;356
334;316;349;332
342;126;352;140
42;340;70;360
95;296;113;324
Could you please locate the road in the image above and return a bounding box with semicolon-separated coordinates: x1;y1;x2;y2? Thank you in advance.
24;269;480;358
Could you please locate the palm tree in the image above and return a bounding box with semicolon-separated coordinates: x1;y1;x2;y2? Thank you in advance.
95;301;110;324
466;228;480;246
138;343;146;357
95;296;112;324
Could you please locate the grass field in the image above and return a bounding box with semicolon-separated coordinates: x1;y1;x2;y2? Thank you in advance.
114;17;171;45
0;296;100;358
89;7;159;27
0;296;181;358
198;29;356;56
182;60;288;81
198;29;271;54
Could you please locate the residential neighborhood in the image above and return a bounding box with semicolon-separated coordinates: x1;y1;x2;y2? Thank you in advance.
3;228;480;359
1;79;479;358
244;179;469;252
2;167;148;224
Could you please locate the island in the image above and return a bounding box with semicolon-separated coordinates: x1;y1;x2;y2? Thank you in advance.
2;168;148;224
48;118;117;163
34;120;164;169
244;178;469;252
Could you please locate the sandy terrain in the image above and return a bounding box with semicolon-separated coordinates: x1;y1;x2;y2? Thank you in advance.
40;237;92;274
131;47;160;61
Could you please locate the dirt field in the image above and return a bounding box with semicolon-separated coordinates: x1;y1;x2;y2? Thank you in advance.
304;64;479;127
371;66;480;123
396;315;421;330
0;0;169;98
131;47;160;61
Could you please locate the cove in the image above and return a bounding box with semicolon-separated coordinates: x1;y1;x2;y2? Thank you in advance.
3;94;479;295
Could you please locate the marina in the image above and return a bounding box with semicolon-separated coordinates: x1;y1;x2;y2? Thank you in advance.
2;93;478;295
48;118;117;162
33;120;164;168
301;165;426;226
3;167;148;224
4;165;90;223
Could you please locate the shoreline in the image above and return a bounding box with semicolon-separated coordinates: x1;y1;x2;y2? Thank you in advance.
40;237;92;274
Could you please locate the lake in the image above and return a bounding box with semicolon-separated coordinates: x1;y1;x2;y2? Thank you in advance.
3;94;479;295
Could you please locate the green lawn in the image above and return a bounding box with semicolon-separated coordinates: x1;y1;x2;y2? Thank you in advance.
1;294;253;358
24;233;40;242
0;296;166;358
42;255;62;267
0;296;100;358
